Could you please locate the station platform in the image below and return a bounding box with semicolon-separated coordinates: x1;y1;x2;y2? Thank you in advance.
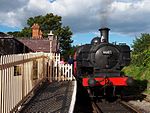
20;80;77;113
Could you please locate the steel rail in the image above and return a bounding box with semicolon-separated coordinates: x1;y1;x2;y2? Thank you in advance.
143;93;150;102
120;101;141;113
92;101;102;113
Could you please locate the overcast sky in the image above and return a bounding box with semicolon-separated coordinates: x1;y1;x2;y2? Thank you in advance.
0;0;150;46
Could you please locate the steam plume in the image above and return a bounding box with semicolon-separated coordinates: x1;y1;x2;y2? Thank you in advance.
99;0;113;27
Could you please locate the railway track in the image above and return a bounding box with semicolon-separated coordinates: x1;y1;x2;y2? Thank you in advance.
123;94;150;113
143;93;150;102
91;98;141;113
74;83;150;113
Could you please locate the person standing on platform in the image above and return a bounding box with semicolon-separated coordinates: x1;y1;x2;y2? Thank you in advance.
67;55;74;65
60;57;65;64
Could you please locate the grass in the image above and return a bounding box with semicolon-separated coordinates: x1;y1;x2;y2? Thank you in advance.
123;65;150;94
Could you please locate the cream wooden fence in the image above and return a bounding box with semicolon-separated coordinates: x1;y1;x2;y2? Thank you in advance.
0;52;74;113
48;54;75;81
0;52;49;113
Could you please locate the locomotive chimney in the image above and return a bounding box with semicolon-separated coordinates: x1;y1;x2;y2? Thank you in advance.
99;27;110;43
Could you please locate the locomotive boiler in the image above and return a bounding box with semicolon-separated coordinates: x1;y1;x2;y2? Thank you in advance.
74;27;134;97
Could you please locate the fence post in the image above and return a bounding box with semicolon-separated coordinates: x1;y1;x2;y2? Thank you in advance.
0;56;2;113
47;57;50;82
49;60;52;82
42;54;45;80
70;64;73;80
58;64;61;81
22;55;25;98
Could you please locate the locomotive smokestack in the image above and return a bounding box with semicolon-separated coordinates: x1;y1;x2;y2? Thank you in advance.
99;27;110;43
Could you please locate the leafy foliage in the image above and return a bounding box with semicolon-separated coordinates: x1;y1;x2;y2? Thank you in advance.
27;13;62;37
132;34;150;54
123;33;150;94
131;33;150;66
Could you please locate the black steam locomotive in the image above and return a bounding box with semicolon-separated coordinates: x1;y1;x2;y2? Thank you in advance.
74;27;134;96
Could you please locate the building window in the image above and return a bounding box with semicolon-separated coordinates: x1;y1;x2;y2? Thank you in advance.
14;65;22;76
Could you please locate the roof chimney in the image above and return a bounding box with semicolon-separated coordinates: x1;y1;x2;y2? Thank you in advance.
31;23;43;39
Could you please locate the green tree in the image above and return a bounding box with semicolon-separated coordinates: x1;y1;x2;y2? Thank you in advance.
7;31;22;37
7;13;73;56
56;26;73;55
20;27;32;38
131;33;150;66
132;34;150;54
27;13;62;37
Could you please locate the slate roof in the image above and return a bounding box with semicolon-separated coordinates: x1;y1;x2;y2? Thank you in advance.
0;37;32;55
19;39;50;53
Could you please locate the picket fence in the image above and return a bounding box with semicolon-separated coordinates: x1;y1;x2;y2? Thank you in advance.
0;52;74;113
52;53;73;81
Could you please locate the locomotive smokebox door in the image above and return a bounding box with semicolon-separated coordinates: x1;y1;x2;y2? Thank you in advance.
95;45;120;69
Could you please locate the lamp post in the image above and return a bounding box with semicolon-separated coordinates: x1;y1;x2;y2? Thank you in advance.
48;31;54;57
48;31;54;82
